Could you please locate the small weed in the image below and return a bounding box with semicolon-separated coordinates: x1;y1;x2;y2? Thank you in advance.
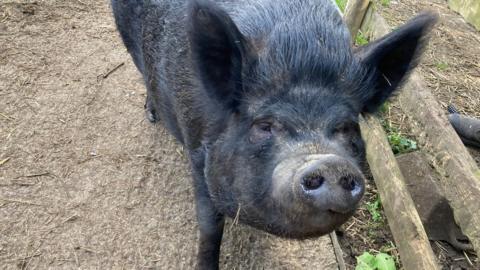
365;195;384;240
335;0;347;12
356;251;396;270
355;31;369;46
380;242;400;266
378;101;390;115
332;0;370;46
435;61;449;71
387;132;417;155
366;195;383;223
380;105;418;155
380;0;391;7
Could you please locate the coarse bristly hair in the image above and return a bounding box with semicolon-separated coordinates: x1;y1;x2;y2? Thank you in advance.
239;3;350;70
225;0;371;102
188;0;437;115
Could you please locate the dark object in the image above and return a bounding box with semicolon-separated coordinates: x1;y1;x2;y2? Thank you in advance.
112;0;436;268
397;152;473;251
448;105;480;148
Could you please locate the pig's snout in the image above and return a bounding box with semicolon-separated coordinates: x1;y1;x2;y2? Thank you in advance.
301;167;361;192
272;154;365;215
294;156;364;214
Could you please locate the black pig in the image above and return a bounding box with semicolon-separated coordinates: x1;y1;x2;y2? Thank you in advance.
112;0;436;268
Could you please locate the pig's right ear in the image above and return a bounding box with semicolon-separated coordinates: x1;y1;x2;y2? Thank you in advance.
355;12;437;113
188;0;254;110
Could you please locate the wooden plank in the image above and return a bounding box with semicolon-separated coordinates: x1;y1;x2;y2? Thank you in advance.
344;0;371;40
359;115;440;270
448;0;480;31
359;4;480;258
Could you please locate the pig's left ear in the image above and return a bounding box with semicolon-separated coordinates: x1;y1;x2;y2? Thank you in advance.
188;0;255;110
355;12;438;113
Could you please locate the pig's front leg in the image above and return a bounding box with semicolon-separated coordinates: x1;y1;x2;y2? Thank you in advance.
144;94;158;123
195;191;224;270
190;149;225;270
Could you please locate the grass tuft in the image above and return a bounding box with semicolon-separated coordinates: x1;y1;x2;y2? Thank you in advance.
380;103;418;155
335;0;347;12
380;0;391;7
366;195;383;223
435;61;449;71
384;124;418;155
355;31;369;46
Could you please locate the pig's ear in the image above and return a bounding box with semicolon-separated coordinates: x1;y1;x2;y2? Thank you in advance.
355;12;437;113
188;0;254;110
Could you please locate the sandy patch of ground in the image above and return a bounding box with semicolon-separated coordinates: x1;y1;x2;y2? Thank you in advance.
0;1;338;269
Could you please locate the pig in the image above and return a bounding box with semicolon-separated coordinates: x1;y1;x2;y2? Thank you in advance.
111;0;437;268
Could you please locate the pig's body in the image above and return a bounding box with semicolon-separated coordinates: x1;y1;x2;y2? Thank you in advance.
112;0;436;269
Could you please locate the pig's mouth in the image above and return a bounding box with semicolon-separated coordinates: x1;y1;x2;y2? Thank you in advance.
254;207;354;239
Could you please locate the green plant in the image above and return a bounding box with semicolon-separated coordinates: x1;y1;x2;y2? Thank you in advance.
381;116;418;155
355;31;369;46
356;252;396;270
335;0;347;12
387;132;417;155
366;195;383;223
378;101;390;115
380;0;391;7
380;242;400;266
435;61;449;71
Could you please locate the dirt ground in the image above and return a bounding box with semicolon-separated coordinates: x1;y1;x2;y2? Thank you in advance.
2;0;480;269
0;1;339;269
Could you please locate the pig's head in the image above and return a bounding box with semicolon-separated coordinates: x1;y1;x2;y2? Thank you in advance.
188;0;437;238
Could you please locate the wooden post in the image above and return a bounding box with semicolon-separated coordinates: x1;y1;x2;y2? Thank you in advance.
344;0;371;40
448;0;480;31
359;5;480;258
359;115;440;270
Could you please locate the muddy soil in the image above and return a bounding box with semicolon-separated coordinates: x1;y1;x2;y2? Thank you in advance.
0;1;339;269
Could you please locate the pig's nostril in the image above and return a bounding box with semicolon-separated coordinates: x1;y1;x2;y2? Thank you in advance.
302;174;325;190
339;175;357;191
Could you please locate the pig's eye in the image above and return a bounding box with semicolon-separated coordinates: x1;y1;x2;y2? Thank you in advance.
332;124;349;135
332;121;358;136
250;121;273;143
258;122;272;132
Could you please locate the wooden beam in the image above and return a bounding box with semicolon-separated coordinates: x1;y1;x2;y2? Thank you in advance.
359;115;440;270
359;4;480;258
448;0;480;31
344;0;371;40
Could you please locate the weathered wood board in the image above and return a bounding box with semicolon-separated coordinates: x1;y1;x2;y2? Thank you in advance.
360;116;440;270
448;0;480;31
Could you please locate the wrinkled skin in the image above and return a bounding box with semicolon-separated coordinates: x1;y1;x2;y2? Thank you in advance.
112;0;437;269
